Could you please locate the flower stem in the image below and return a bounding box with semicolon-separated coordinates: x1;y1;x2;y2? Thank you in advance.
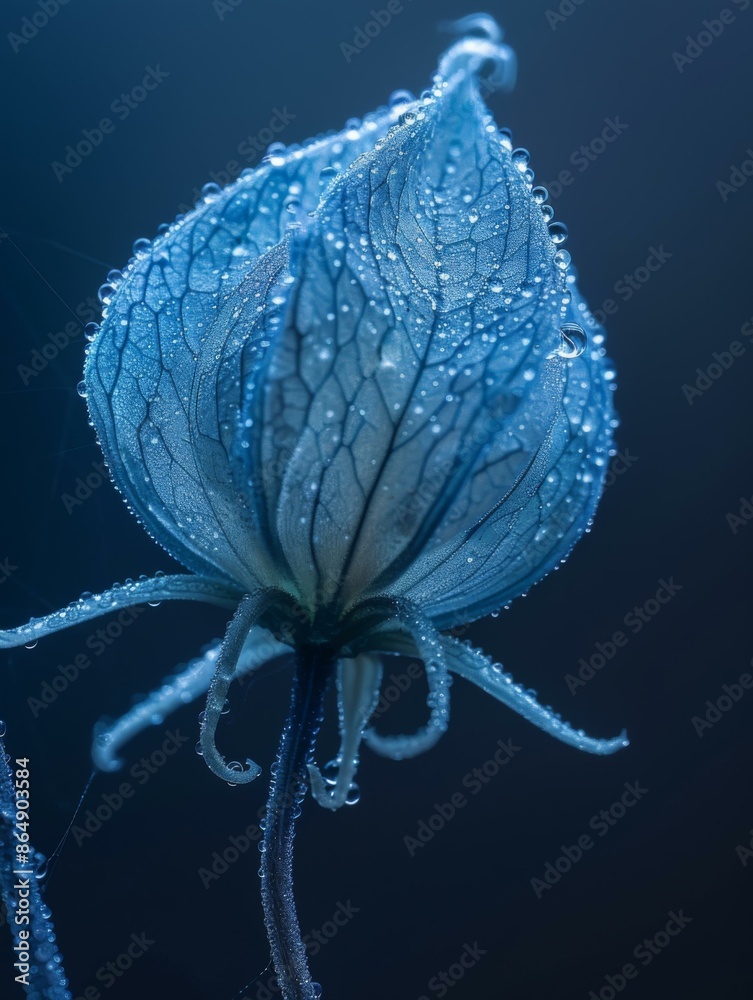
260;644;334;999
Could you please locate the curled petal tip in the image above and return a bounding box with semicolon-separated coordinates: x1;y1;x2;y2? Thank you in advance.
437;18;517;93
439;13;504;43
238;759;264;782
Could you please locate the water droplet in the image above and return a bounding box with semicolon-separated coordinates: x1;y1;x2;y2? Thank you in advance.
389;88;414;108
321;760;339;786
345;783;361;806
554;249;571;270
201;182;221;199
84;322;100;342
511;147;530;171
132;238;151;255
548;221;568;245
264;142;287;167
554;323;587;359
0;720;5;738
76;380;87;398
24;639;38;649
532;186;548;205
226;761;244;787
195;742;203;756
399;110;417;126
541;204;555;222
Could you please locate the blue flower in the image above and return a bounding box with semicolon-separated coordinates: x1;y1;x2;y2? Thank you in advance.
2;17;626;999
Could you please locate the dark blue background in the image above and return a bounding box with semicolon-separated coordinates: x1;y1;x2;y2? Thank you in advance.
1;1;752;998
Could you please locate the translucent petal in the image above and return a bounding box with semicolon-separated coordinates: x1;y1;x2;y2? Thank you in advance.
0;574;241;649
84;98;418;593
391;282;614;627
442;636;628;755
308;654;382;810
212;31;610;618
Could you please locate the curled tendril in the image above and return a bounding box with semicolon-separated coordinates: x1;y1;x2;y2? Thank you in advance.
199;590;276;783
